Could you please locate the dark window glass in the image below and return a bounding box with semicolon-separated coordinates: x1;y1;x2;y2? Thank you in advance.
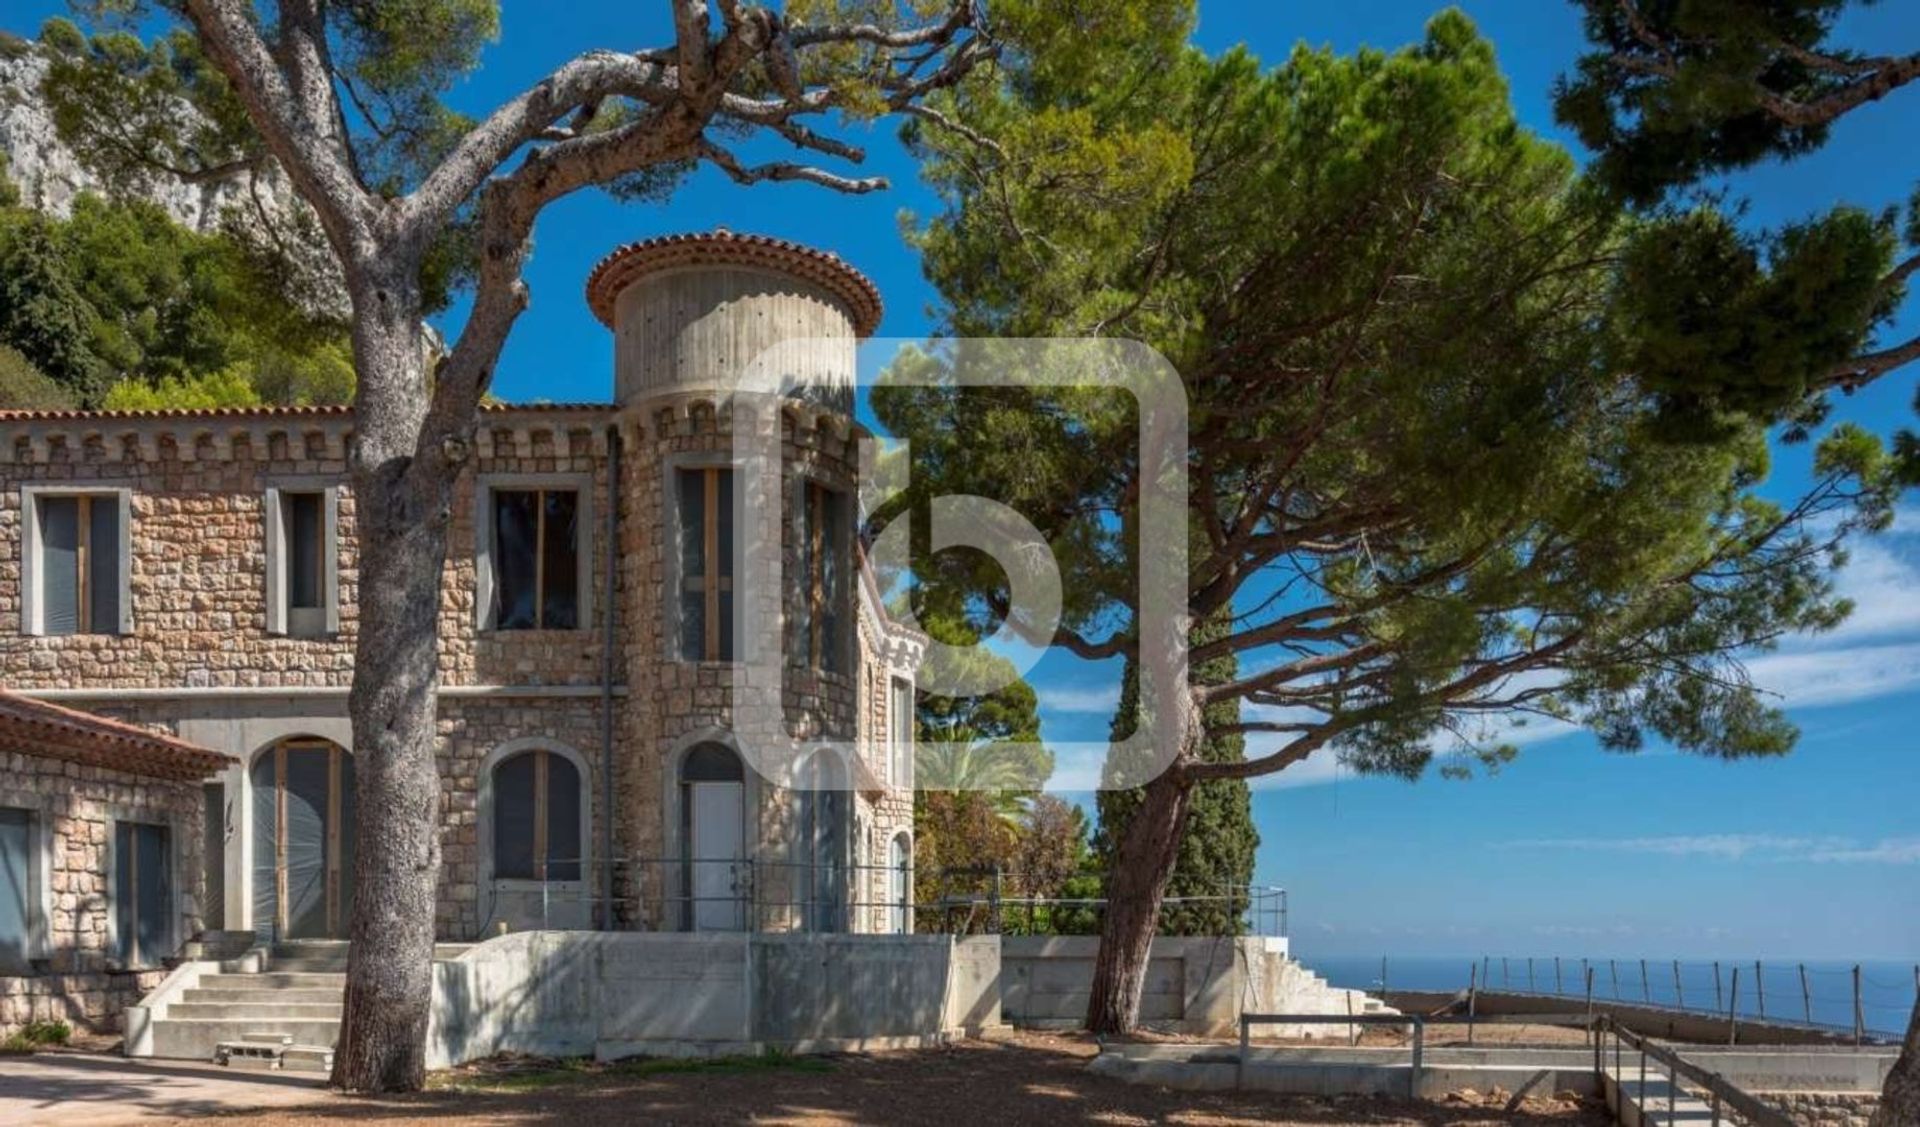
492;490;540;630
541;491;579;630
113;822;170;966
39;497;79;636
546;756;582;882
38;495;121;636
492;753;538;879
287;492;324;610
492;751;583;881
798;485;847;671
88;497;120;633
1;807;31;973
677;468;736;660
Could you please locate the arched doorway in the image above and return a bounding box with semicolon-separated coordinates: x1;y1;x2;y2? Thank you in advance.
795;750;847;933
251;738;354;940
679;743;746;931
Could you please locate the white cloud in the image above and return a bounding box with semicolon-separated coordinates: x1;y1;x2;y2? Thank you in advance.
1746;641;1920;708
1034;683;1122;715
1503;834;1920;864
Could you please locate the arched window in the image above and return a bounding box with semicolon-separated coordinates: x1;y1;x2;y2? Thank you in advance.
492;749;583;881
888;832;912;935
796;750;847;933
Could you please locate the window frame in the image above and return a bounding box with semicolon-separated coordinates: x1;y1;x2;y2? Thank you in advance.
264;482;341;637
473;473;595;634
20;484;134;637
107;815;176;971
0;801;51;973
889;676;915;789
482;741;591;890
668;460;739;663
792;474;851;675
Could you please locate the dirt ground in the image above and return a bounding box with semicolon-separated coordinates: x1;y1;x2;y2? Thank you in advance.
125;1032;1610;1127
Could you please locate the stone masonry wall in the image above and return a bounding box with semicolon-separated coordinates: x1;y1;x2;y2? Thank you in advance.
0;410;614;692
0;751;205;1034
1753;1091;1879;1127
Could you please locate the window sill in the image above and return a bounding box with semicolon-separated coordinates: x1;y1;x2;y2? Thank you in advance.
491;878;588;891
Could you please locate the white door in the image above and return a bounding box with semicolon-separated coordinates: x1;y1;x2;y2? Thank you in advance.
688;780;745;930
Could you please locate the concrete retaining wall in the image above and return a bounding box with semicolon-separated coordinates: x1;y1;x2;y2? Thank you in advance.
1001;936;1376;1038
426;931;1000;1068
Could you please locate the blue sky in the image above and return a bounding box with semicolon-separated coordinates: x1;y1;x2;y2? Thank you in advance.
8;2;1915;962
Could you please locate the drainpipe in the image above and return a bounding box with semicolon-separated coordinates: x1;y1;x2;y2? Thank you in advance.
600;425;621;930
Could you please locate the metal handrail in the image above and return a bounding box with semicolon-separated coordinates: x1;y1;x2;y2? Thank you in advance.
1598;1015;1796;1127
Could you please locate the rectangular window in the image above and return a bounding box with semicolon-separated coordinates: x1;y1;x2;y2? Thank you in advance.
491;488;580;630
1;806;35;973
35;493;124;636
113;820;171;968
890;678;915;786
797;482;848;672
266;487;338;637
677;467;735;661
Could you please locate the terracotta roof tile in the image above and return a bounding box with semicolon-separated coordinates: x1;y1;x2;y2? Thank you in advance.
584;229;882;336
0;689;233;781
0;402;611;423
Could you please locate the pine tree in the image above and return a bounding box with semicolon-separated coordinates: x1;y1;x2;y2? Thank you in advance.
1094;615;1259;935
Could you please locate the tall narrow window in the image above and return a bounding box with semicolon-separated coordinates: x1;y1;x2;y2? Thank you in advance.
35;493;123;636
492;489;580;630
677;467;734;661
1;806;35;973
267;488;338;637
890;677;915;786
113;820;171;968
797;482;847;672
491;750;584;882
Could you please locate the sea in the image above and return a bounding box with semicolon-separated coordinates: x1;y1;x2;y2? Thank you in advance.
1295;953;1918;1038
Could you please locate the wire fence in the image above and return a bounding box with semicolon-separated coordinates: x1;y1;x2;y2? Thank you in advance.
474;856;1289;941
1367;954;1919;1042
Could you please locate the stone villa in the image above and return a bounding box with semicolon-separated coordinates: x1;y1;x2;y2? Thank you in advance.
0;231;927;1032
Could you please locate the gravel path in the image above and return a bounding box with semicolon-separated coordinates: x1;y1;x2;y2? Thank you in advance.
6;1032;1612;1127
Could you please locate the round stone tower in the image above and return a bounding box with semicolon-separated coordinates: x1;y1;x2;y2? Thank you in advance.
585;230;887;933
585;229;881;410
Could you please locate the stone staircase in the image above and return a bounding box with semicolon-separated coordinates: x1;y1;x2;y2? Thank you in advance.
145;939;473;1068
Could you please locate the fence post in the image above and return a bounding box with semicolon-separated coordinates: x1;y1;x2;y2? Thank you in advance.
1555;956;1563;995
1641;958;1651;1003
1800;964;1813;1025
1756;960;1766;1021
1715;960;1723;1013
1610;958;1619;999
1503;956;1510;989
1467;962;1478;1046
1528;956;1536;993
1237;1016;1249;1091
1853;965;1864;1046
1674;960;1684;1010
1409;1018;1424;1100
1728;964;1740;1046
1585;965;1595;1019
990;866;1003;935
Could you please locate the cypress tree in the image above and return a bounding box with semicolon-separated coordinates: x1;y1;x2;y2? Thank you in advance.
1093;614;1259;935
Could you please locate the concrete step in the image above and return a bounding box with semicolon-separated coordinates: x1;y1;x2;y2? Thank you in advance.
182;987;343;1004
198;972;344;990
167;1002;345;1021
153;1018;342;1061
269;957;351;971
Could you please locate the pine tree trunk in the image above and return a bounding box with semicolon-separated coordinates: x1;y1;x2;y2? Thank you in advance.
1873;997;1920;1127
328;269;449;1092
1086;768;1192;1034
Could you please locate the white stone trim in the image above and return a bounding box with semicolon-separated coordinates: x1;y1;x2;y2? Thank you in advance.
473;472;596;633
263;480;342;637
18;483;134;636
